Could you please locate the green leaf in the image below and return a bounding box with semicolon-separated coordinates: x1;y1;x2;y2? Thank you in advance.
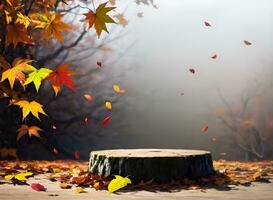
24;68;52;91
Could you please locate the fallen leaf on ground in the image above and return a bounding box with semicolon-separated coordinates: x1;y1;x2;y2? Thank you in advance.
75;186;85;193
108;175;132;193
31;183;46;191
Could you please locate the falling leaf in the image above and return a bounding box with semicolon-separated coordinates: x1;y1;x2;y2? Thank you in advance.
202;125;209;132
52;125;57;130
31;183;46;192
105;101;112;110
59;182;72;189
108;175;132;193
113;13;128;28
75;187;85;193
83;94;93;102
244;40;252;46
101;115;112;126
14;100;47;120
74;151;80;160
137;12;144;18
113;84;125;93
1;58;35;89
189;68;195;74
204;21;211;27
17;124;43;141
46;64;76;95
5;172;33;182
24;67;53;91
211;54;217;59
84;117;89;125
84;2;116;37
96;61;102;67
53;148;59;154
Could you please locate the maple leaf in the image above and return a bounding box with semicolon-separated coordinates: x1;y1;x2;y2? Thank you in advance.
46;64;76;95
6;24;32;47
16;12;31;28
84;2;116;37
14;100;47;120
17;124;43;141
5;172;33;182
1;58;35;88
36;13;72;43
24;67;52;91
108;175;131;193
113;13;128;28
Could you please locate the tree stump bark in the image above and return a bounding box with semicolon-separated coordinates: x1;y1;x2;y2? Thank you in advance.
89;149;215;183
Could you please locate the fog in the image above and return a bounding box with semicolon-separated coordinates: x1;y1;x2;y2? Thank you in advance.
98;0;273;159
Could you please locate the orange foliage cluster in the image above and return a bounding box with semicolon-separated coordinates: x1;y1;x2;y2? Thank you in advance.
0;160;272;192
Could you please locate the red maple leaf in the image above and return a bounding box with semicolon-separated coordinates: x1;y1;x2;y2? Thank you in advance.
47;64;76;95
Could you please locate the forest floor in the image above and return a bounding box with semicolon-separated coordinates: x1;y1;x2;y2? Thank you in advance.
0;160;273;200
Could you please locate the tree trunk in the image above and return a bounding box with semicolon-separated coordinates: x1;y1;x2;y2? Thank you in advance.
89;149;215;183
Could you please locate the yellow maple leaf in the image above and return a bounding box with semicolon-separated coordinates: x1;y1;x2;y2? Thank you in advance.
24;67;52;91
108;175;131;193
1;58;35;88
84;2;116;37
15;12;31;28
113;84;125;93
14;100;47;120
5;172;33;182
17;124;43;141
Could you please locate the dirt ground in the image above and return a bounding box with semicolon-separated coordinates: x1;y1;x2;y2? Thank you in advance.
0;175;272;200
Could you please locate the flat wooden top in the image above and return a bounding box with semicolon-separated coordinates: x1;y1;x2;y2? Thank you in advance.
90;149;210;158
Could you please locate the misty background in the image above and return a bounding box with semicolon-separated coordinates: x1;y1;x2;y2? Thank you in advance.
19;0;273;161
101;0;273;160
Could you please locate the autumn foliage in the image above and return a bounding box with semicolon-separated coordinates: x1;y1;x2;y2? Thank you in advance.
0;0;120;158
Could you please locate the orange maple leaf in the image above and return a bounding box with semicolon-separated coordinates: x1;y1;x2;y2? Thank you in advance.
6;24;32;47
36;13;72;43
17;124;43;141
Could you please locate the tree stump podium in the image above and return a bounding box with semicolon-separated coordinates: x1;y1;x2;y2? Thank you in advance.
89;149;215;183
